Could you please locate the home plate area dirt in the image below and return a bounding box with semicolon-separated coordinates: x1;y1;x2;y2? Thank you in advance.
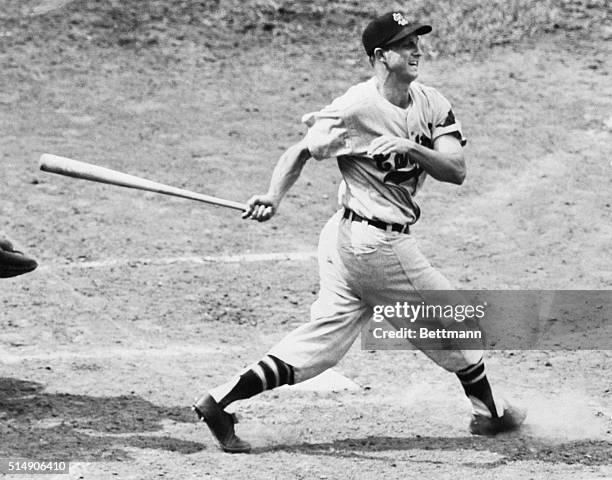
1;0;611;479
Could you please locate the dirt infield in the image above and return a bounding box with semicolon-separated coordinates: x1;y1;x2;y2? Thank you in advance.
1;1;611;479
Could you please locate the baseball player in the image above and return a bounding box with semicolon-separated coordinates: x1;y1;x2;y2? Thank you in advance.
193;11;526;453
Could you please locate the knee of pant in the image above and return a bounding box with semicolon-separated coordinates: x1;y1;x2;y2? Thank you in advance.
310;300;360;325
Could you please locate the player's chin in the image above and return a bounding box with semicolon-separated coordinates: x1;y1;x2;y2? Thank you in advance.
402;69;419;82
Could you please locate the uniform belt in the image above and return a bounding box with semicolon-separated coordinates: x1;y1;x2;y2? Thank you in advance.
343;208;410;234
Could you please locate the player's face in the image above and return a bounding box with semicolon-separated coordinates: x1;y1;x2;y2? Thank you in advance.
384;34;423;82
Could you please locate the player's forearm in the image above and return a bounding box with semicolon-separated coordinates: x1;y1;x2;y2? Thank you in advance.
408;143;466;185
266;142;311;203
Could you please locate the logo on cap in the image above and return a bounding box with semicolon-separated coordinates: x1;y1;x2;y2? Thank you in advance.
392;12;409;26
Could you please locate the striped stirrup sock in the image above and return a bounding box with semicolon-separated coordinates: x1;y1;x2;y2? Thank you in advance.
456;358;503;418
210;355;295;409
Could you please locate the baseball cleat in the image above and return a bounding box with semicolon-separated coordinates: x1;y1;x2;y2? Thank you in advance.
0;240;38;278
192;394;251;453
469;405;527;436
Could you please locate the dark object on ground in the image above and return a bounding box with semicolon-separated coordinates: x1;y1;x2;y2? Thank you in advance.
0;238;38;278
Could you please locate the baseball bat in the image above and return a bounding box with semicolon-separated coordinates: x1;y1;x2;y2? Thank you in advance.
39;154;247;211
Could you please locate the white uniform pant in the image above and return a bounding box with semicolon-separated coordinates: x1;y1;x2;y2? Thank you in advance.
269;210;483;383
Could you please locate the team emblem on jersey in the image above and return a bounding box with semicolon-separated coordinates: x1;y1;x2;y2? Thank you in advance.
374;152;423;186
392;13;409;26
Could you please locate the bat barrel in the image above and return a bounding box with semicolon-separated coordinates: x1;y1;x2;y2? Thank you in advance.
39;153;247;211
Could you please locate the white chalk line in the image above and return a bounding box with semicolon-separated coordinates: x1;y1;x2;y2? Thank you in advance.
16;251;316;363
38;251;317;271
29;0;77;15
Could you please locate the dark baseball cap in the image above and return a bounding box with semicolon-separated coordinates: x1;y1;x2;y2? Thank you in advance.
362;11;432;56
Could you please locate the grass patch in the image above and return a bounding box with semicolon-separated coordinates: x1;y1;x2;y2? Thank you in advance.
1;0;608;57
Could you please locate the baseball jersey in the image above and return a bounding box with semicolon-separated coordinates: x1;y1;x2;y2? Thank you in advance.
302;77;466;225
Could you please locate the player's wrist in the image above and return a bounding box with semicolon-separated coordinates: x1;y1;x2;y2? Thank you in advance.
404;139;420;154
264;191;282;207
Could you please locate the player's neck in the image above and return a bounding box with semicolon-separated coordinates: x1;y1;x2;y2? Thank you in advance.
376;74;412;109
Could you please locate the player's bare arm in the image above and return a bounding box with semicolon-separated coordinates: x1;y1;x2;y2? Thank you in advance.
367;133;466;185
242;140;311;222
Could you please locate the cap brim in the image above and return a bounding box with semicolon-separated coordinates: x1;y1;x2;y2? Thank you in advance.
383;24;432;48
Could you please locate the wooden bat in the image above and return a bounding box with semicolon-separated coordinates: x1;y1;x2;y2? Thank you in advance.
39;153;247;211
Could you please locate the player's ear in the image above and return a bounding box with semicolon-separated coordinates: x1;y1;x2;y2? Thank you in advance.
373;47;387;64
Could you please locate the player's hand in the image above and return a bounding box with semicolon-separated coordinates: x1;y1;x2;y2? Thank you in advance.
241;193;278;222
367;135;416;157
